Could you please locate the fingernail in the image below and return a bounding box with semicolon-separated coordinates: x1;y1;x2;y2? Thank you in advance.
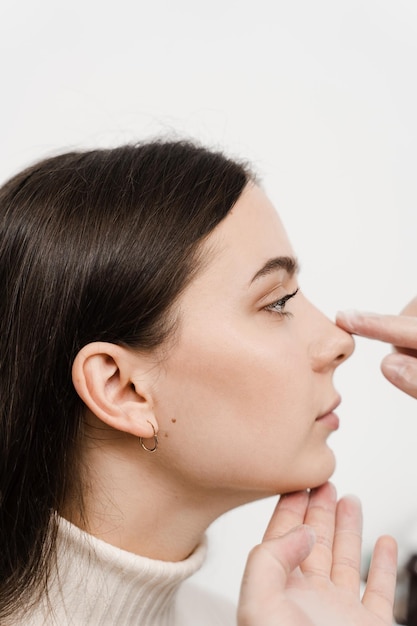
336;309;377;332
341;494;362;506
336;309;360;331
296;524;316;549
381;353;409;379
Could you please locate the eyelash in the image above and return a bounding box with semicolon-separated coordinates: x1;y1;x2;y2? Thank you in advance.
264;287;299;317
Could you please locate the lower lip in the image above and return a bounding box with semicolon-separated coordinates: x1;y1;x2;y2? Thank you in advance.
315;412;340;430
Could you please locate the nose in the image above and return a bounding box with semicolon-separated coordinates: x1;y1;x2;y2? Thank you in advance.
310;313;355;373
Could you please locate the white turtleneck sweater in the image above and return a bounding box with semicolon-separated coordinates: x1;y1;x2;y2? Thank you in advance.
10;519;236;625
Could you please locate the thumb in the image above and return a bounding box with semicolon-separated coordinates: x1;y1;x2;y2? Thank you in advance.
381;352;417;399
239;524;316;609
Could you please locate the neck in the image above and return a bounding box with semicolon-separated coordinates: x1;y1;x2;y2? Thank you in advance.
62;425;252;562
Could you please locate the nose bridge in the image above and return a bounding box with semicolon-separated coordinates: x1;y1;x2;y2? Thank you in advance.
309;307;355;372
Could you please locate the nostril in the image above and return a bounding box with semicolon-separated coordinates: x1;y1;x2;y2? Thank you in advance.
336;346;353;363
339;332;355;362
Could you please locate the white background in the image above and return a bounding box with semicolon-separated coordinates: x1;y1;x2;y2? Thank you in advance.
1;0;417;607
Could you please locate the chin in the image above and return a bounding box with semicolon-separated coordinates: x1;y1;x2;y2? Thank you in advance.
308;449;336;489
289;449;336;492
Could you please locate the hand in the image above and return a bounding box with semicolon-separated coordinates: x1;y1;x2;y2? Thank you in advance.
336;298;417;398
238;483;397;626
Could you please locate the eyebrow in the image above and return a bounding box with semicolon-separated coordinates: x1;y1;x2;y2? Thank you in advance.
250;256;300;284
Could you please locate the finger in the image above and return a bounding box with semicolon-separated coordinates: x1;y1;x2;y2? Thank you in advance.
300;482;337;578
263;490;310;541
239;525;316;615
330;495;362;592
336;310;417;349
361;535;397;624
381;353;417;399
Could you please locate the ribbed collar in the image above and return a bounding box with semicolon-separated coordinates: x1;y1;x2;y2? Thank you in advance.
24;518;207;625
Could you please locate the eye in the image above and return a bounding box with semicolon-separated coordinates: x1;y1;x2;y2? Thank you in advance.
264;287;299;317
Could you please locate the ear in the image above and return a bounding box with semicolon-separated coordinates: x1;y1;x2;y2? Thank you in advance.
72;342;158;439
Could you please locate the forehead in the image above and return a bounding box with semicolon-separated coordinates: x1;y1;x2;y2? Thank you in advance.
200;183;295;286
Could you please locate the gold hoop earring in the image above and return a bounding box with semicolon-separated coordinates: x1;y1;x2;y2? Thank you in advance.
139;421;158;453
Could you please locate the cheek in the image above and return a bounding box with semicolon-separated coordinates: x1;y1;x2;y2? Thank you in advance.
155;327;312;441
152;327;334;495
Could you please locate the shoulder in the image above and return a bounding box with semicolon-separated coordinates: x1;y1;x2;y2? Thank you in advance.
176;580;236;626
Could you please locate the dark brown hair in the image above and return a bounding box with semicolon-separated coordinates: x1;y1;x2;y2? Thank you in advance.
0;139;251;617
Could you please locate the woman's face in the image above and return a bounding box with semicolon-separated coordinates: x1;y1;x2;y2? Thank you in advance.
148;184;354;505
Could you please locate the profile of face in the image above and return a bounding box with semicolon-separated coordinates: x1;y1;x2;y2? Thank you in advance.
136;184;355;507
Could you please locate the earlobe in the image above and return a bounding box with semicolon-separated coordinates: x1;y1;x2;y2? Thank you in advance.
72;342;158;438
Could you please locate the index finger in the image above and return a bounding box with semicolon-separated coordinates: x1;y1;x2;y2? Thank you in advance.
263;490;310;541
336;310;417;350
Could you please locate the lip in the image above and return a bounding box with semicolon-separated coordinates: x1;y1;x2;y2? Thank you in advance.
315;396;341;430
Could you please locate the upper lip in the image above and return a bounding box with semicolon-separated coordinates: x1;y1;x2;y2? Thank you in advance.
316;396;341;420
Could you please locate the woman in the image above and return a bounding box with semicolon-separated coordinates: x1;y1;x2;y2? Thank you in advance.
0;140;397;624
